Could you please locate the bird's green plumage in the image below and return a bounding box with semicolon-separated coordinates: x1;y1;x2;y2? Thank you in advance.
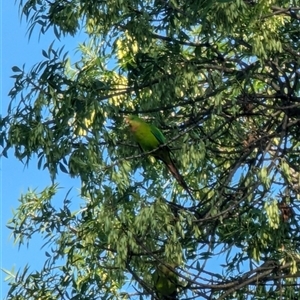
126;115;165;146
126;115;170;162
126;115;194;200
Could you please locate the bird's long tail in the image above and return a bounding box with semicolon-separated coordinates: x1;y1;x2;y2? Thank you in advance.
163;159;195;201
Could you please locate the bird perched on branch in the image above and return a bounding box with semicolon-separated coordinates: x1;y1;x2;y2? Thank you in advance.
126;115;194;200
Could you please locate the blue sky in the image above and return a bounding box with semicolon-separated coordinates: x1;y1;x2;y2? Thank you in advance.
1;2;82;298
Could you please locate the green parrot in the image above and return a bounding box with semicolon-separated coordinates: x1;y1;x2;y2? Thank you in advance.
152;264;178;300
126;115;193;200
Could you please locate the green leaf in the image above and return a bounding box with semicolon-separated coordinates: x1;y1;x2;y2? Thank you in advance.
11;66;22;72
59;162;69;174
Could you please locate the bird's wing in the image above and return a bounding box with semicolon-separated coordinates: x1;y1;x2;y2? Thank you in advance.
150;124;167;145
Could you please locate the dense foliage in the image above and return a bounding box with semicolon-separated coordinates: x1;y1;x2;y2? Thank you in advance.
1;0;300;299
